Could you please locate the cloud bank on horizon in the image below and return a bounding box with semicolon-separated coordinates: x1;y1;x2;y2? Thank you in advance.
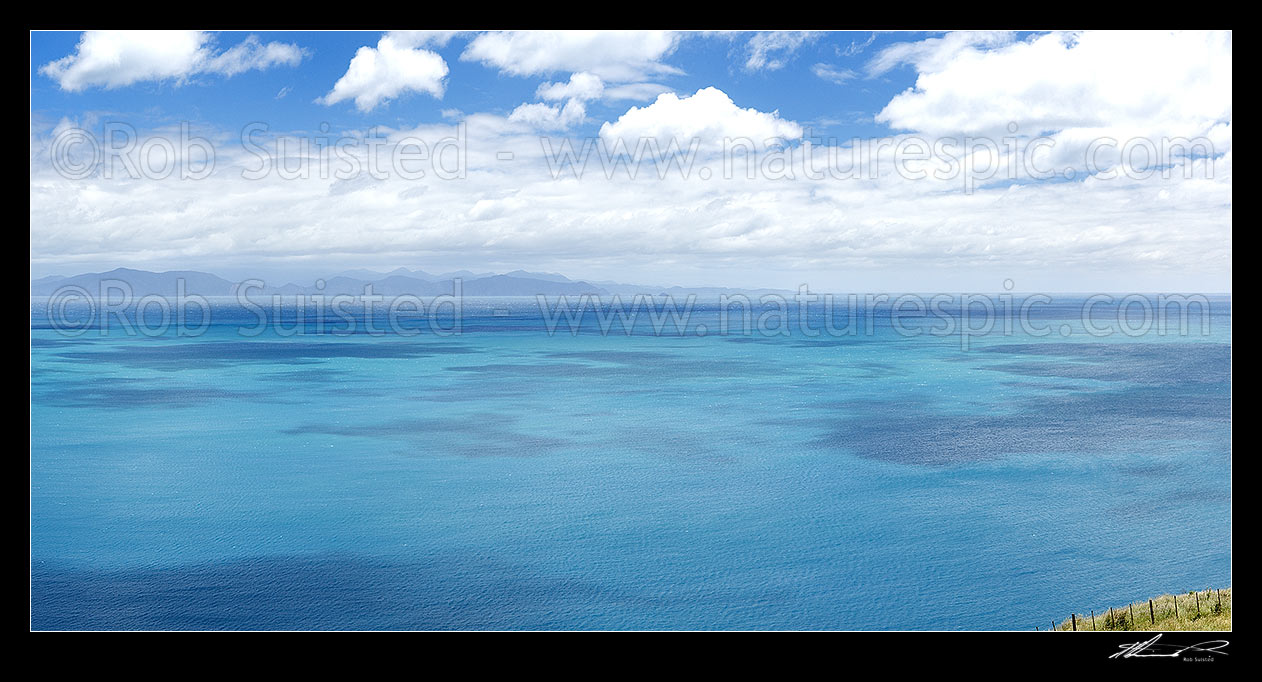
29;30;1232;292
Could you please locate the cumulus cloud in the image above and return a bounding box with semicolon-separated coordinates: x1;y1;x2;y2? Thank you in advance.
600;87;803;152
874;30;1233;149
508;99;587;129
537;74;672;105
320;34;448;112
536;72;605;102
28;108;1231;291
465;32;685;132
744;31;820;71
27;31;1232;292
498;73;605;131
40;31;305;91
461;31;681;81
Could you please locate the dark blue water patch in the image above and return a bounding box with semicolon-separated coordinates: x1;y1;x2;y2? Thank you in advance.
52;339;477;371
29;554;654;630
979;342;1230;359
445;362;605;378
803;380;1230;466
1115;460;1179;477
31;337;100;348
256;368;354;384
540;350;684;364
30;551;818;630
999;380;1096;392
33;376;259;409
283;415;575;458
787;337;871;348
445;355;777;380
974;343;1231;386
400;384;539;402
285;412;513;437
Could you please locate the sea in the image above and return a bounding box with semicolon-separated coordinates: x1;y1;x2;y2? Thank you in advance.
29;294;1232;630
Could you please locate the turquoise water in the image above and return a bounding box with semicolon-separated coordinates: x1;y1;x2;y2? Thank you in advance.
30;297;1232;629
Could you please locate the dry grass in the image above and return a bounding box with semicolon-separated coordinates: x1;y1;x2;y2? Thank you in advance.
1050;587;1230;631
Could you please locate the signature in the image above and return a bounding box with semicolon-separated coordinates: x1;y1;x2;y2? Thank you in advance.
1110;634;1230;659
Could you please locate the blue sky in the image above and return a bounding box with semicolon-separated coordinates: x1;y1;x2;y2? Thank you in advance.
29;31;1232;291
31;31;925;139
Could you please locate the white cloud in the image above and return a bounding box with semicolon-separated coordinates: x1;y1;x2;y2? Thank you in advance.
536;72;604;102
40;31;305;91
600;87;803;151
840;32;877;57
28;112;1232;291
320;34;448;112
874;30;1233;147
202;35;305;77
812;63;857;84
508;99;587;130
499;73;604;131
866;31;1013;77
461;31;680;81
464;32;684;133
27;32;1233;292
745;31;820;71
602;82;673;102
386;30;464;49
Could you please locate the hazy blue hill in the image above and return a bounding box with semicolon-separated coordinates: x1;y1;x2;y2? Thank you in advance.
502;270;572;283
332;268;438;282
31;268;782;298
304;275;444;296
461;275;607;296
393;268;438;280
368;276;452;296
435;270;495;281
592;280;793;297
268;274;606;297
656;285;794;297
29;268;237;296
31;274;68;287
267;282;308;295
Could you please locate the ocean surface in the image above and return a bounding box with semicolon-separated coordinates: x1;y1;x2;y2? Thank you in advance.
30;295;1232;630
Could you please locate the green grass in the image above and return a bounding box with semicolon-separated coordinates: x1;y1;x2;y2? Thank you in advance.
1047;588;1230;631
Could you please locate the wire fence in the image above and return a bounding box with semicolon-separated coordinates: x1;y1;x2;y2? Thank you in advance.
1038;588;1231;631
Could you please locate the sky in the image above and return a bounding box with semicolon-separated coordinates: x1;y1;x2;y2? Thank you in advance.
29;30;1232;292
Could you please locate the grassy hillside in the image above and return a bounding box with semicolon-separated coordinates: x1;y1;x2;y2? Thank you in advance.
1049;588;1230;631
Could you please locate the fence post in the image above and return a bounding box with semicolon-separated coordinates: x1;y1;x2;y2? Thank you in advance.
1091;610;1096;631
1071;613;1077;631
1174;595;1178;618
1150;599;1155;624
1195;591;1201;615
1217;589;1222;610
1129;603;1135;627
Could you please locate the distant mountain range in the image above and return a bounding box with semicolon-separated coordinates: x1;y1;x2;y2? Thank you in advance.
30;267;791;298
